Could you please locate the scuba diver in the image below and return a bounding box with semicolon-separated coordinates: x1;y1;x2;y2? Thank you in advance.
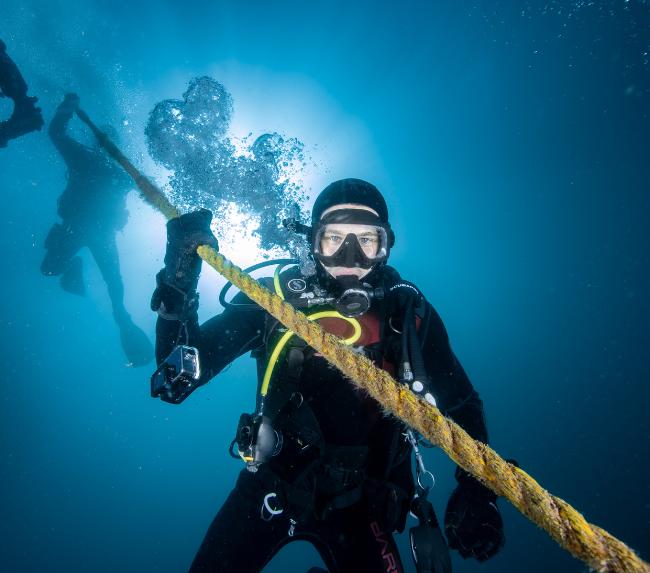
42;93;153;367
150;178;505;572
0;39;44;147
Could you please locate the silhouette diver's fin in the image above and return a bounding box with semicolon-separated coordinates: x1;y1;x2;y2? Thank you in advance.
59;256;85;296
117;317;154;367
306;568;328;573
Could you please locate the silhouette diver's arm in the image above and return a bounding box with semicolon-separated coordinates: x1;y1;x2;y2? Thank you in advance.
0;39;43;147
421;303;489;444
0;39;29;100
155;289;265;386
49;95;93;167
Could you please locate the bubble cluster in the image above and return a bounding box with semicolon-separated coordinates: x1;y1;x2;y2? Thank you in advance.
145;76;311;259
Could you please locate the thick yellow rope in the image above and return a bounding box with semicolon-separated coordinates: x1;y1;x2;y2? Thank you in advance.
76;107;648;573
197;247;648;573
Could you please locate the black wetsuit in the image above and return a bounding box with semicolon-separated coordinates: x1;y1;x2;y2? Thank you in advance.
0;39;43;147
42;101;130;317
155;266;489;573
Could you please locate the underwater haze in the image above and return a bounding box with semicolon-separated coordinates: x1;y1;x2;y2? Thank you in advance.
1;1;649;572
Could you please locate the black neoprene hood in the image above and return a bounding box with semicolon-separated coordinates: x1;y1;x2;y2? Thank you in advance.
311;178;390;225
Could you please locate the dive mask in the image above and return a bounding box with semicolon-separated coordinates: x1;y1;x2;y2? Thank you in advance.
312;209;393;270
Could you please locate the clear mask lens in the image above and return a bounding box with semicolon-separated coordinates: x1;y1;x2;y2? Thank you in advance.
313;225;389;268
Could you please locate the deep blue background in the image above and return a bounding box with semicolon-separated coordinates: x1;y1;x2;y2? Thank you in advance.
1;1;648;572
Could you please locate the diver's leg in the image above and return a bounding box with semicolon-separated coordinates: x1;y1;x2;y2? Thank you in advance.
59;255;85;295
41;222;85;295
307;504;406;573
88;233;126;320
89;233;153;366
188;470;291;573
41;223;76;276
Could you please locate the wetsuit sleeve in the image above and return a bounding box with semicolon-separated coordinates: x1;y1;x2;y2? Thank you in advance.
155;290;266;385
0;45;28;99
420;303;489;444
48;103;93;168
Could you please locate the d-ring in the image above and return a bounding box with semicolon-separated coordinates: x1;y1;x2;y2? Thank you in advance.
261;492;284;521
388;316;403;334
417;470;435;491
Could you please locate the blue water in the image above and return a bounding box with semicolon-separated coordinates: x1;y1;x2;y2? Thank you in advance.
1;1;648;572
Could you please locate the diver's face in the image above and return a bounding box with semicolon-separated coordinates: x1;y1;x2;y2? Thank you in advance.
319;204;380;279
320;224;380;257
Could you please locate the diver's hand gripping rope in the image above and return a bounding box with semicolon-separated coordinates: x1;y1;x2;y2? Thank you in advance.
79;106;649;573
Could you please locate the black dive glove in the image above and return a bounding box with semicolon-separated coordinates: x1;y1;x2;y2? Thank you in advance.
410;495;452;573
151;209;219;320
164;209;218;291
444;468;505;562
52;93;80;117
